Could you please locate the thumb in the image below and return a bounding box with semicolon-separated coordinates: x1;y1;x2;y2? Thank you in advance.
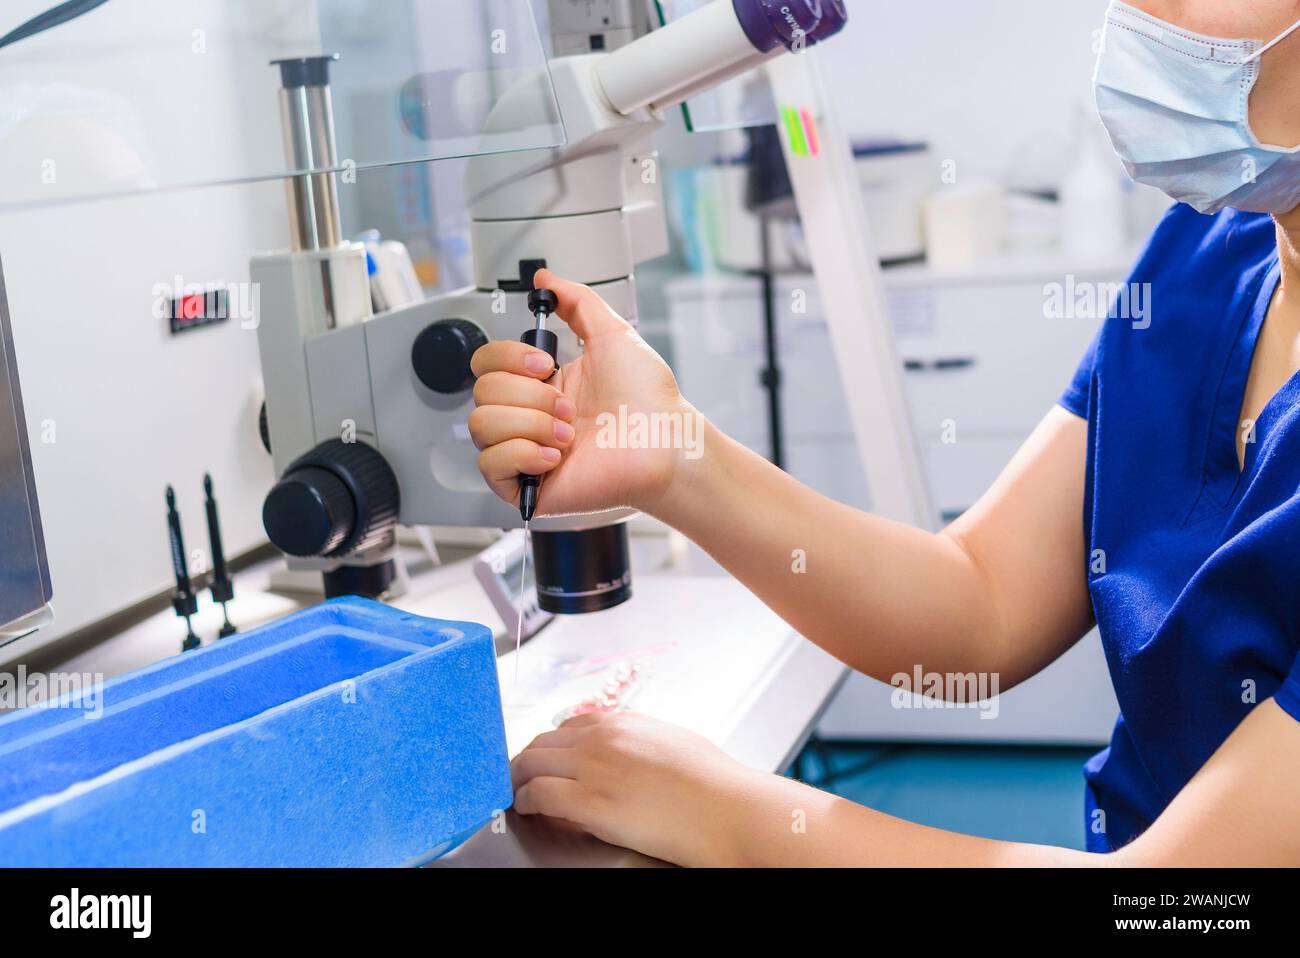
533;268;631;342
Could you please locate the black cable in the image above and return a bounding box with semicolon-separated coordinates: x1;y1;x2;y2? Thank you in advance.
0;0;111;52
5;0;108;43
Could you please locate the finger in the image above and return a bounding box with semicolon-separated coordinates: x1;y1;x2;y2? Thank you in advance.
478;438;562;484
469;406;576;452
472;372;575;421
533;268;631;342
470;339;557;380
513;776;592;821
511;747;583;788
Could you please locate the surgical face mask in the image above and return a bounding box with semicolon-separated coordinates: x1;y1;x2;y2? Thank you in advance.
1094;1;1300;216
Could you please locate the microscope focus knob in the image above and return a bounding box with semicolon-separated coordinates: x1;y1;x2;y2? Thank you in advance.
412;319;489;394
262;439;400;559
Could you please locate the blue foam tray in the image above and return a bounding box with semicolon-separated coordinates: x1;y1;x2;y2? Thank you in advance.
0;597;512;866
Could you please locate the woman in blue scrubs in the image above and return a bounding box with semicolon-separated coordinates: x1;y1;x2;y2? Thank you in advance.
467;0;1300;865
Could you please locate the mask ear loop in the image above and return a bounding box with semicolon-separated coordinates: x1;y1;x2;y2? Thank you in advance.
1244;19;1300;62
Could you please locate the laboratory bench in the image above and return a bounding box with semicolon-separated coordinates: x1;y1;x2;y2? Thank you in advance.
5;527;847;868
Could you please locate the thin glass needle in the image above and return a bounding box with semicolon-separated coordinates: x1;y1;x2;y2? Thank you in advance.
514;522;530;693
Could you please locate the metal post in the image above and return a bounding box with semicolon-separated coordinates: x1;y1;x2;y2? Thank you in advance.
272;55;344;253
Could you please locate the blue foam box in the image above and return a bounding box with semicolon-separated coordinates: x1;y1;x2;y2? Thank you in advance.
0;597;512;866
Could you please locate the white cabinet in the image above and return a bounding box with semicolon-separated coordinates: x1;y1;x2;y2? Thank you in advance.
665;256;1127;744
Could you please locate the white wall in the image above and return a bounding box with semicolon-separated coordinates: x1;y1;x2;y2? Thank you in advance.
0;1;320;657
818;0;1113;190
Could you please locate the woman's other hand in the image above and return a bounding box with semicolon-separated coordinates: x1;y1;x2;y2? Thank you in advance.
510;711;755;867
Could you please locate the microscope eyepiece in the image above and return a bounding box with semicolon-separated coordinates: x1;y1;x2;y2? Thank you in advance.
271;54;340;90
732;0;848;54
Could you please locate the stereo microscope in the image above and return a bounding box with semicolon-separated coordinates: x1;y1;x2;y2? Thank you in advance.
254;0;848;610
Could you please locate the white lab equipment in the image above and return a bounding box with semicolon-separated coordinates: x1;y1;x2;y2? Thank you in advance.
1060;109;1127;264
923;183;1008;271
251;0;857;613
701;141;936;272
546;0;651;56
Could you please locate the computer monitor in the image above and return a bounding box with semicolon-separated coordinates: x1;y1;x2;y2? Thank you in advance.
0;253;53;643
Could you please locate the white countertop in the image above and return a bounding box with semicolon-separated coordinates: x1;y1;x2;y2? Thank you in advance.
9;530;847;867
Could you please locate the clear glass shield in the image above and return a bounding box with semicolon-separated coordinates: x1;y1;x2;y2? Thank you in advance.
0;0;564;209
652;0;779;133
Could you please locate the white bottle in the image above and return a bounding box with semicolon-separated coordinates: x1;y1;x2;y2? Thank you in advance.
1061;107;1127;263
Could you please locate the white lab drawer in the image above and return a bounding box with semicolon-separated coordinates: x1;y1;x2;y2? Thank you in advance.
669;276;852;442
668;273;1106;447
923;437;1023;524
895;283;1101;438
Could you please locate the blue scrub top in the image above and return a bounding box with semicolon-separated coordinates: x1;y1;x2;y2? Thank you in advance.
1062;205;1300;852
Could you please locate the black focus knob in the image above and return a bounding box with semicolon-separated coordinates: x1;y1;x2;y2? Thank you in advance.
263;467;353;557
262;440;400;559
412;319;489;394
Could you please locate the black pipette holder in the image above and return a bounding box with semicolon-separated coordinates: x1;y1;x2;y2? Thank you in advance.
518;288;560;523
166;486;201;652
204;473;237;638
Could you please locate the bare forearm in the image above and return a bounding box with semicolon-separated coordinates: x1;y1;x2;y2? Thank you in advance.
700;701;1300;868
651;420;1003;681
